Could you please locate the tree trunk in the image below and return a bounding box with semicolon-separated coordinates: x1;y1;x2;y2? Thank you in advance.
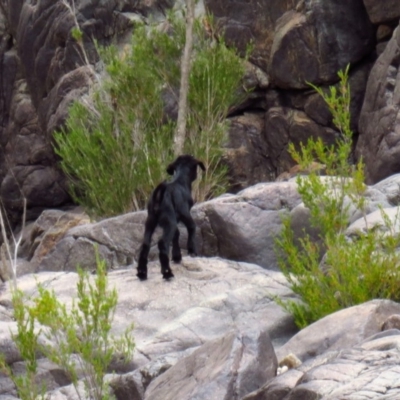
174;0;195;157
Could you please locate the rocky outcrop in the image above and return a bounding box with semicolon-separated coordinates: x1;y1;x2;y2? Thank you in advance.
363;0;400;24
15;174;400;276
2;264;400;399
0;257;297;398
268;1;374;89
356;23;400;184
17;181;303;272
0;0;170;223
244;300;400;400
144;329;277;400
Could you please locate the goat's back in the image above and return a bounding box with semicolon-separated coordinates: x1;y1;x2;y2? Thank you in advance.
148;181;168;215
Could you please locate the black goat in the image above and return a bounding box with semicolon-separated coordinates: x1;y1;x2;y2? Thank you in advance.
137;155;206;280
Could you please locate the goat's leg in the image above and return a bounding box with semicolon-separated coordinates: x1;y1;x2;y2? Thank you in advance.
180;214;197;256
158;218;176;280
171;228;182;263
137;215;157;280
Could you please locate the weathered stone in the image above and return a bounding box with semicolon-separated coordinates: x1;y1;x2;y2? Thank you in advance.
109;371;144;400
276;300;400;363
11;358;71;393
1;258;296;358
204;0;296;71
382;315;400;331
144;329;277;400
31;182;303;271
36;211;148;272
0;321;20;365
269;1;374;89
242;369;303;400
372;173;400;206
363;0;400;24
264;107;338;176
0;257;296;397
357;24;400;184
225;112;275;192
346;207;400;237
193;182;302;269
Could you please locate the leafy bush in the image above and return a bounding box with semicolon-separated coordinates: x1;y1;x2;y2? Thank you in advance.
0;254;134;400
54;15;246;218
276;66;400;328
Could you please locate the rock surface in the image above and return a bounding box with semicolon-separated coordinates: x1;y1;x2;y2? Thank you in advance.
275;300;400;363
21;181;302;273
21;175;400;276
357;23;400;184
268;1;374;89
0;257;297;398
246;327;400;400
144;329;277;400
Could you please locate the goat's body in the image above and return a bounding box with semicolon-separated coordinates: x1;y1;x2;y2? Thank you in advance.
137;155;204;280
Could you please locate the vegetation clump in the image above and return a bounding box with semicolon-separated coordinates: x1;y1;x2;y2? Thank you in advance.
0;254;134;400
276;65;400;328
54;15;246;218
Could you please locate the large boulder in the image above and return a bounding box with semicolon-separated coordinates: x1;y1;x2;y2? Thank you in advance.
363;0;400;24
144;329;277;400
204;0;297;72
20;182;302;273
20;177;400;275
357;23;400;184
268;0;375;89
246;329;400;399
276;299;400;363
264;107;338;175
225;112;275;192
193;182;302;269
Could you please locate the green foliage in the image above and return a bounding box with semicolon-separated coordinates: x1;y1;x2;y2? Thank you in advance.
0;254;134;400
54;15;246;217
276;65;400;328
71;27;83;42
0;290;45;400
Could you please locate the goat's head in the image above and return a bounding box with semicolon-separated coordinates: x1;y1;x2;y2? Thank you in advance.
167;155;206;181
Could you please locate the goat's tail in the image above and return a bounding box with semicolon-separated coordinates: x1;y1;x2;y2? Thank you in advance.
149;181;167;214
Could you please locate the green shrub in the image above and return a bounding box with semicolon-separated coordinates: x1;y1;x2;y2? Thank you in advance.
276;65;400;328
0;289;44;400
54;15;246;218
0;253;134;400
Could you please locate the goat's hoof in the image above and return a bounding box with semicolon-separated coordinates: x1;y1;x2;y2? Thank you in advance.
188;252;197;257
172;255;182;263
137;271;148;281
162;270;174;280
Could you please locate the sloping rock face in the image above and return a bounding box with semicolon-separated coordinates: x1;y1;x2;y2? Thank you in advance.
204;0;295;72
363;0;400;24
19;175;400;275
0;0;171;224
268;1;374;89
244;300;400;400
19;181;302;272
356;23;400;184
0;257;295;398
144;329;277;400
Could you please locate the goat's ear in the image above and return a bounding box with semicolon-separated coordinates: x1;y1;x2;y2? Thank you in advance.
166;162;175;175
197;161;206;171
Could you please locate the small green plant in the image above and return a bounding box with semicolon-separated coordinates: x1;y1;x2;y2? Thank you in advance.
276;65;400;328
0;289;45;400
54;15;246;218
0;254;134;400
